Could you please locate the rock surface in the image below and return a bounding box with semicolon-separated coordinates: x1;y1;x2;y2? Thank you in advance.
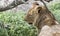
0;0;60;12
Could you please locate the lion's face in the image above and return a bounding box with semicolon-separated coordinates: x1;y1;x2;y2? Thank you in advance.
24;5;42;24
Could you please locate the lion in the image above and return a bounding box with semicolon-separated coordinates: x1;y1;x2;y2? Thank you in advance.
24;1;60;36
32;3;60;35
33;4;59;31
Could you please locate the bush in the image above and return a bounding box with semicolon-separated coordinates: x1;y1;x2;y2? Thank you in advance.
0;11;37;36
0;28;8;36
48;2;60;23
49;2;60;11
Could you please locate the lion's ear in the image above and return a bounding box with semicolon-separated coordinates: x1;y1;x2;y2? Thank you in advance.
37;7;42;13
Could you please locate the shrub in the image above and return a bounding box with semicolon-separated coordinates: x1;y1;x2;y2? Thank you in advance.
49;2;60;11
0;11;37;36
0;28;8;36
48;2;60;23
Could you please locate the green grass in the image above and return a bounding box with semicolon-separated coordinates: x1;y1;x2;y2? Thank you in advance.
0;11;37;36
48;2;60;23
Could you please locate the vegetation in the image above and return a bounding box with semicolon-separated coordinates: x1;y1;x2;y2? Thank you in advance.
0;11;37;36
48;2;60;23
